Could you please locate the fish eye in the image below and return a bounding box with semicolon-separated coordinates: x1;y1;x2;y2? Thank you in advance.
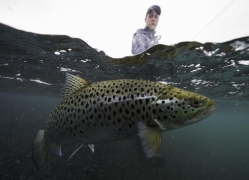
191;99;202;107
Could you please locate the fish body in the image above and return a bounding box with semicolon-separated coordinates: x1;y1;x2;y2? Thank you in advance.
32;73;215;169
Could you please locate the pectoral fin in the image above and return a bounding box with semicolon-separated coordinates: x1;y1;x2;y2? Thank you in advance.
137;121;162;158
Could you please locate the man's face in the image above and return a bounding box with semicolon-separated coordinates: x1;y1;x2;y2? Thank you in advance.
145;12;159;30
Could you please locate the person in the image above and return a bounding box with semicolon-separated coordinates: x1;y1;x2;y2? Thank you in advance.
131;5;161;55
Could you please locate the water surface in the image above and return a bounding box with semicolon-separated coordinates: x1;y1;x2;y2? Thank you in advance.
0;23;249;180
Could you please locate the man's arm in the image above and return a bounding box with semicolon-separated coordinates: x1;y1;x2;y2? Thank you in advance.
132;33;147;55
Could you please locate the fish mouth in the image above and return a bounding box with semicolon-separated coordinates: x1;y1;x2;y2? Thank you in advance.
202;106;216;116
192;105;215;121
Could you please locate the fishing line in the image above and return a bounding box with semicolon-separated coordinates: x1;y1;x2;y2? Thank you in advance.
192;0;236;40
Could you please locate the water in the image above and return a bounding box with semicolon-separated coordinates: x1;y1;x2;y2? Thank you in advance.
0;23;249;179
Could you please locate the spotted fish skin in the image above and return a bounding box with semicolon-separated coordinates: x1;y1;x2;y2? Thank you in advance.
46;79;163;144
32;73;215;170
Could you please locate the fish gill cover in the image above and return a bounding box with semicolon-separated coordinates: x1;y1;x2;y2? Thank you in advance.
0;23;249;101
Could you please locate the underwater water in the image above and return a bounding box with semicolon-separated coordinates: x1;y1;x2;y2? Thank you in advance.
0;23;249;180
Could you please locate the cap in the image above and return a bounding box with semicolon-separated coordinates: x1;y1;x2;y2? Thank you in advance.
146;5;161;16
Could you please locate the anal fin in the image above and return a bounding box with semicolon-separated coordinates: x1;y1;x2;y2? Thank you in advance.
137;121;162;158
50;143;62;157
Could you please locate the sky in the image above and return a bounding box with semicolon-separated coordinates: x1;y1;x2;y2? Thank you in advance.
0;0;249;58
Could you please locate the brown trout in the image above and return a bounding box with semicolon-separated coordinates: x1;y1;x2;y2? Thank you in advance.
32;73;215;169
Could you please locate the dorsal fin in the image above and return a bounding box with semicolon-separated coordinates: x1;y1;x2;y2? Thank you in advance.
61;73;91;99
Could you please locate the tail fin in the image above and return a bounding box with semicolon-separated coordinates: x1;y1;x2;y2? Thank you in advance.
32;130;48;170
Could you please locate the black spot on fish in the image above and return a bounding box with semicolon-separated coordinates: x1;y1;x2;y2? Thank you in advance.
107;115;111;121
119;108;122;113
137;109;141;114
82;119;85;124
117;118;121;123
119;128;122;131
139;99;143;105
116;90;121;93
87;122;91;127
163;115;168;119
70;120;73;124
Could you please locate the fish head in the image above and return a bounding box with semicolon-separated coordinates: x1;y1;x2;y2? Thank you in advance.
151;86;215;130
